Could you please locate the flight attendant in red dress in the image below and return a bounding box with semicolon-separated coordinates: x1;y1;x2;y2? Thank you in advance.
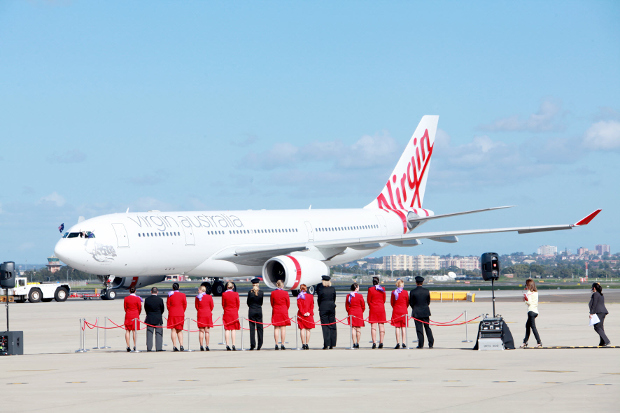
346;283;366;349
222;282;241;351
167;283;187;351
271;280;291;350
195;285;214;351
296;284;315;350
124;286;142;352
367;276;387;349
390;279;409;349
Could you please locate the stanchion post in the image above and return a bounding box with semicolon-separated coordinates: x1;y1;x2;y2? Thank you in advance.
75;318;83;353
240;317;244;351
295;316;300;350
103;316;111;348
462;310;472;343
405;316;409;349
219;323;225;345
349;315;353;350
93;317;100;349
185;318;194;352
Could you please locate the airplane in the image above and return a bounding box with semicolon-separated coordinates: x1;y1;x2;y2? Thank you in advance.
431;272;458;282
54;116;601;300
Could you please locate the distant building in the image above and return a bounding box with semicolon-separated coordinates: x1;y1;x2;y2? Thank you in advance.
367;263;385;270
46;255;62;273
578;247;588;256
537;245;557;256
383;255;440;271
596;244;610;255
440;256;480;271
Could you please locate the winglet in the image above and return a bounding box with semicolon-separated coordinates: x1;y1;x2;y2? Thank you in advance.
574;209;602;226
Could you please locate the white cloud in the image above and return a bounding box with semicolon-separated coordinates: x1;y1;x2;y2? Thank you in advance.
583;120;620;151
39;192;66;207
48;149;87;164
479;100;564;133
240;132;399;171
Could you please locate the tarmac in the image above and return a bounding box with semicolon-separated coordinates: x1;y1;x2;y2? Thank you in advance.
1;289;618;412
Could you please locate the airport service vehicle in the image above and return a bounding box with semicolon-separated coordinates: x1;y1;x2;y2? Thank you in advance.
54;116;601;300
1;277;71;303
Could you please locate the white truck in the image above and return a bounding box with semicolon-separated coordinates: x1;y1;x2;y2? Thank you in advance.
1;277;71;303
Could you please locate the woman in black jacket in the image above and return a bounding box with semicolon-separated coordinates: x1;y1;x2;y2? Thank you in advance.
589;283;610;347
247;278;264;350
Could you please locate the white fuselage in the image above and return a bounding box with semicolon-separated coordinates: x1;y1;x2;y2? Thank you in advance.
54;208;407;279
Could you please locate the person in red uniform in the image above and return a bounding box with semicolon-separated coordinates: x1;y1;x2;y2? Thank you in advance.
222;282;240;351
346;283;366;349
124;286;142;352
390;279;409;349
296;284;315;350
195;285;214;351
367;276;387;349
271;279;291;350
166;282;187;351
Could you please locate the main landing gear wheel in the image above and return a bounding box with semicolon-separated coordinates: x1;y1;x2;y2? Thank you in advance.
102;289;117;300
307;285;315;295
213;281;225;296
201;282;212;295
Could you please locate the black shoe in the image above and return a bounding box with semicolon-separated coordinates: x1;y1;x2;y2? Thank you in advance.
257;347;261;351
173;347;179;352
416;345;423;349
275;345;280;350
372;343;377;349
394;343;401;349
180;346;184;352
429;344;434;349
232;346;236;351
378;343;383;349
200;346;205;351
323;345;328;350
205;346;209;351
401;343;406;349
226;346;231;351
156;349;165;352
329;346;334;349
126;347;131;352
249;346;255;351
147;349;152;352
280;345;286;350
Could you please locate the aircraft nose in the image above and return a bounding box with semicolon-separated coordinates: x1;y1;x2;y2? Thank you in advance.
54;239;72;264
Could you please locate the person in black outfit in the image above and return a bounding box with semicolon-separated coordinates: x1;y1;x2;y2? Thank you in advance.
589;282;611;346
144;287;165;351
317;275;337;349
410;276;434;349
247;278;264;350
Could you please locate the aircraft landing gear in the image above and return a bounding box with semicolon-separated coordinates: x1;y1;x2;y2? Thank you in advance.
101;289;117;300
212;279;225;296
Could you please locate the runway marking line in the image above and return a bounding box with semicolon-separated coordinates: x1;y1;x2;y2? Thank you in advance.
528;370;575;373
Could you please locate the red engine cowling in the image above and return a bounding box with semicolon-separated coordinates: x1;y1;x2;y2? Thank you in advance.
262;255;328;290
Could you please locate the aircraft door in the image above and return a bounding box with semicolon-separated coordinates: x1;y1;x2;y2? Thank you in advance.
376;215;388;236
304;221;314;242
183;225;195;246
112;223;130;248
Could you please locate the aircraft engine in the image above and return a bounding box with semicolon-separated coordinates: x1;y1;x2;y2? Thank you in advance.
262;255;328;290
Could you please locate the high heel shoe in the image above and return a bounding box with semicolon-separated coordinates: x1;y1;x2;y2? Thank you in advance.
394;343;401;349
226;346;231;351
372;343;377;349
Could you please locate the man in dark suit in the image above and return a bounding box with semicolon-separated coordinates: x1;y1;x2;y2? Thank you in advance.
410;276;434;348
317;275;337;349
144;287;165;351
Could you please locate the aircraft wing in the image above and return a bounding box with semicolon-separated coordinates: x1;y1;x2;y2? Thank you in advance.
213;209;601;266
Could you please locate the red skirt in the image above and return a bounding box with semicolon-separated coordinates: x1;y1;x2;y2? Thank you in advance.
391;312;408;327
223;312;240;330
124;317;141;331
348;312;365;327
271;313;291;326
368;308;387;324
197;315;213;328
167;316;185;329
297;314;315;330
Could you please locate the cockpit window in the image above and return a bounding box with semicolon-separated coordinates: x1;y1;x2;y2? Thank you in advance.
66;231;95;239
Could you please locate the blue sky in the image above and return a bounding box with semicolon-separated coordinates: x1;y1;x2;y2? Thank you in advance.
1;1;619;265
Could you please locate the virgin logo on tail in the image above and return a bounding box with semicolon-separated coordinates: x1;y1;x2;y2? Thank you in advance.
366;116;439;233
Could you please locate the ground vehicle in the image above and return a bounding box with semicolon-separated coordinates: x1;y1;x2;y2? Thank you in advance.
1;277;71;303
